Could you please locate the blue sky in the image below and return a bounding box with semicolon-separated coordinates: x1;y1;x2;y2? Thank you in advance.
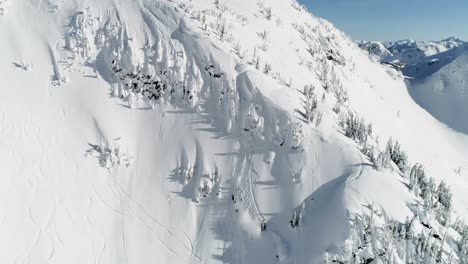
299;0;468;41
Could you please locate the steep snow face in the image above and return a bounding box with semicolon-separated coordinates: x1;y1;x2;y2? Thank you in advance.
2;0;468;263
359;38;468;134
409;53;468;134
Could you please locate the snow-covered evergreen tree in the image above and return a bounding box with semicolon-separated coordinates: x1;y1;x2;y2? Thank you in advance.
303;84;321;125
386;139;408;173
341;112;371;145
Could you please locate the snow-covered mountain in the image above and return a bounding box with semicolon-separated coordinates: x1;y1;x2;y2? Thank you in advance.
409;52;468;134
357;41;395;63
359;38;468;135
2;0;468;263
359;38;468;77
385;38;466;64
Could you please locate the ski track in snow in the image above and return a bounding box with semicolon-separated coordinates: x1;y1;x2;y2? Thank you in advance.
120;201;129;264
249;159;265;223
106;173;202;263
346;144;365;183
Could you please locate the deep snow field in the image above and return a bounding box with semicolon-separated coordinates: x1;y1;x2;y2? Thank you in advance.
1;0;468;263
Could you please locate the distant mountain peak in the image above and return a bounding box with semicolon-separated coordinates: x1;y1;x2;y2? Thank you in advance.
441;36;464;42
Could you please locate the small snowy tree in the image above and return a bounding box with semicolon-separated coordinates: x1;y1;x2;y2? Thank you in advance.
332;101;341;114
263;63;271;74
361;144;376;164
459;225;468;261
303;84;320;125
315;112;323;126
437;181;452;211
264;7;272;20
342;112;370;145
253;55;260;70
375;150;391;171
386;139;408;173
219;22;226;40
409;163;425;192
258;29;268;40
319;59;331;92
423;177;437;209
289;204;305;229
436;181;452;225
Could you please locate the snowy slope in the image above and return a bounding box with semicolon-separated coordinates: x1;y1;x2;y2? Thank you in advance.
409;53;468;134
359;37;468;135
1;0;468;263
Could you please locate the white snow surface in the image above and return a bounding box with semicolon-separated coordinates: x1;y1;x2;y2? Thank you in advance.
1;0;468;263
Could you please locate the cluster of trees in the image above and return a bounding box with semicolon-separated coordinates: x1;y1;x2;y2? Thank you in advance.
204;64;224;78
111;60;199;109
325;207;459;264
339;112;411;176
339;111;387;169
303;84;322;126
197;1;232;42
385;139;409;173
340;111;373;145
457;224;468;262
336;114;463;262
365;138;409;173
339;109;455;230
339;107;452;234
260;5;272;20
319;59;350;116
112;61;169;102
376;139;452;227
85;139;132;169
186;0;291;89
359;135;452;228
409;164;452;225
